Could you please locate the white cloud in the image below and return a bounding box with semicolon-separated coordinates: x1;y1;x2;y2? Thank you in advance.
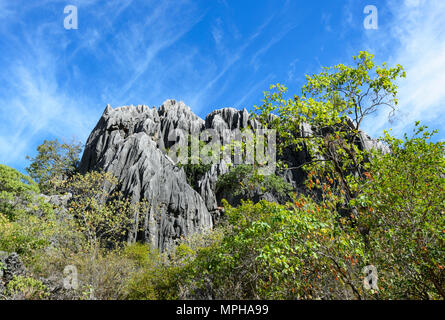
0;0;206;170
0;1;101;169
287;58;300;82
0;0;306;170
212;18;224;47
234;73;274;109
187;15;277;111
362;0;445;138
0;43;96;169
321;12;333;32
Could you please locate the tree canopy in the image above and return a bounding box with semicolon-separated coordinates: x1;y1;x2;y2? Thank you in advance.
25;139;82;194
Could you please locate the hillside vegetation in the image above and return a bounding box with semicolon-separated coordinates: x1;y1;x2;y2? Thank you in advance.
0;52;444;300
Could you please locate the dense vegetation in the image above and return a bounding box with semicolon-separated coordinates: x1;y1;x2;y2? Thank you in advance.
0;52;443;300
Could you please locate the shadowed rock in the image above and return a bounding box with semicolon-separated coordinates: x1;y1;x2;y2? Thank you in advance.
80;100;211;251
79;100;388;250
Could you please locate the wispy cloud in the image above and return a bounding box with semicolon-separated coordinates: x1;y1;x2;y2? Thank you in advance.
187;14;277;111
234;73;275;109
0;0;207;170
4;0;405;173
212;18;224;50
361;0;445;138
250;22;297;71
321;12;333;33
286;58;300;82
0;38;96;169
0;0;14;20
110;1;205;101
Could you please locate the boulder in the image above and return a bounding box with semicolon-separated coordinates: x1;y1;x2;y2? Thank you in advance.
2;252;26;284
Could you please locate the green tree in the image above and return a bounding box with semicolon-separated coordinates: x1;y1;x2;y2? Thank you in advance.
355;124;445;299
65;171;147;248
0;164;39;220
178;198;367;299
253;51;406;209
0;165;61;257
26;139;83;194
215;164;292;205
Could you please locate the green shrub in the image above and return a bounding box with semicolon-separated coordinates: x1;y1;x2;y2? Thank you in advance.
355;124;445;299
26;139;82;194
6;275;49;300
0;165;59;257
216;164;292;202
124;243;180;300
65;171;147;247
0;164;40;220
0;211;57;256
178;198;366;299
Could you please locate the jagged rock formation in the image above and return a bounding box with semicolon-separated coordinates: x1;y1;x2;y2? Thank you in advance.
1;252;26;298
0;252;26;284
0;251;76;300
79;99;387;251
79;101;211;251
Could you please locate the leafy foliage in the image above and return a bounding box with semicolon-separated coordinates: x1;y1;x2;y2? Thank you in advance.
0;164;40;220
65;171;147;247
176;199;367;299
1;52;444;301
354;124;445;299
0;210;57;256
253;51;406;206
0;165;59;256
6;275;49;300
26;139;82;194
216;164;292;203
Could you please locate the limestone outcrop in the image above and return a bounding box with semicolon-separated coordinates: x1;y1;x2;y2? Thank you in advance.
79;99;387;250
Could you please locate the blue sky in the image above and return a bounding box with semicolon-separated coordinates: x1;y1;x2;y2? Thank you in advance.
0;0;444;172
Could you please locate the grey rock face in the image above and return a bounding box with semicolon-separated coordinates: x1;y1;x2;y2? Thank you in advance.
0;252;25;298
42;193;72;208
0;251;8;280
197;108;279;213
158;99;205;150
41;193;73;219
360;131;390;154
80;100;212;251
205;107;250;131
2;253;26;284
79;100;388;250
